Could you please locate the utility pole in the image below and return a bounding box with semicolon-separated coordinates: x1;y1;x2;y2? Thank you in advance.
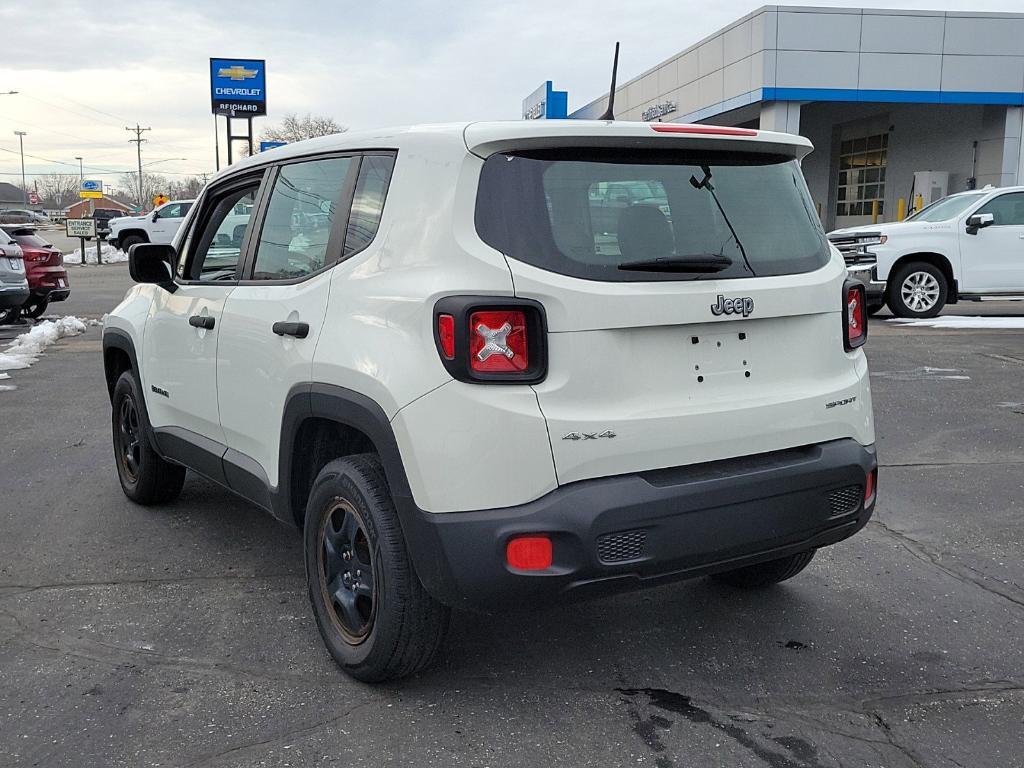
74;156;83;188
13;131;27;205
125;124;151;210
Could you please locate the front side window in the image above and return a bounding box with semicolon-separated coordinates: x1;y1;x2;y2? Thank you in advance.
181;184;259;282
974;192;1024;226
157;203;182;219
476;149;828;282
251;156;353;280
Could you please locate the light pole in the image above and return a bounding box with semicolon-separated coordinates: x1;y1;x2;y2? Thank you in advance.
74;156;85;215
13;131;27;205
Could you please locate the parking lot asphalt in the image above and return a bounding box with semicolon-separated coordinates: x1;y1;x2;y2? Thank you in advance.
1;268;1022;767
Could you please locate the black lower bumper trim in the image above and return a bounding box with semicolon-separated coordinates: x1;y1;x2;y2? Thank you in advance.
398;439;877;611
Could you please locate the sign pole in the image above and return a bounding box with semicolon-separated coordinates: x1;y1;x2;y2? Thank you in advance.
214;114;221;172
226;115;233;166
96;234;102;265
80;237;86;266
246;117;254;157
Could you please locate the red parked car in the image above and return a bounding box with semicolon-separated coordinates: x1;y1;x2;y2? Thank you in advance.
0;226;69;319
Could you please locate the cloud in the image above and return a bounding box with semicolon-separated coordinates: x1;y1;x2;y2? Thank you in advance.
4;0;1024;186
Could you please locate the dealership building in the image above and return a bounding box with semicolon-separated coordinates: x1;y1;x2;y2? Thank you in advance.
524;6;1024;232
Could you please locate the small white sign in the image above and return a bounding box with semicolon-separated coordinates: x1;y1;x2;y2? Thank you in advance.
66;218;97;238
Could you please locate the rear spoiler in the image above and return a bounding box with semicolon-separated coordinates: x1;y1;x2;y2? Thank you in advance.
464;120;813;160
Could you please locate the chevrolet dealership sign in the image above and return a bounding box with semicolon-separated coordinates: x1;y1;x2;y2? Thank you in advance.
210;58;267;116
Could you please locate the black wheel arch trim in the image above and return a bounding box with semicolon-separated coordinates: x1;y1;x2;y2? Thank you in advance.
102;328;160;455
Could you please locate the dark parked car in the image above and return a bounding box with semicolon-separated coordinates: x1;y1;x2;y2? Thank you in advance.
0;226;69;318
91;208;125;236
0;209;49;226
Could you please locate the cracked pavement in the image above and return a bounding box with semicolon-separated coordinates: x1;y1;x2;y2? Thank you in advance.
1;266;1022;767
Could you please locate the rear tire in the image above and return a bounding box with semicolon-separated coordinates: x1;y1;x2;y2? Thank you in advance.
887;262;947;318
22;297;48;319
0;305;20;325
304;454;450;682
711;550;816;588
111;371;186;505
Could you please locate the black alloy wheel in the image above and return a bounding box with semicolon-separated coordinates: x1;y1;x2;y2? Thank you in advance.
116;394;143;484
318;499;377;643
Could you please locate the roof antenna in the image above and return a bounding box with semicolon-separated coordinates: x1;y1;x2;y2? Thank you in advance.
598;42;620;121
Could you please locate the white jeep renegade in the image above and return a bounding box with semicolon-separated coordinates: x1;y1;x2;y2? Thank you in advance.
103;121;877;682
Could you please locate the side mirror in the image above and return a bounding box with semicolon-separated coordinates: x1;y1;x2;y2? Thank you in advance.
129;243;177;291
966;212;994;235
151;210;160;222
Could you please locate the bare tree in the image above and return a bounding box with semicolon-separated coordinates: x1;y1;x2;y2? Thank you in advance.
167;176;205;200
260;113;347;144
33;174;80;208
120;172;170;209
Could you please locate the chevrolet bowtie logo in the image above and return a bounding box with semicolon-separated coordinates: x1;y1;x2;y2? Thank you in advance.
218;65;258;81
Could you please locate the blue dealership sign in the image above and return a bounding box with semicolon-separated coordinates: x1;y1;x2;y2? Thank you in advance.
259;141;287;152
210;58;267;116
522;81;569;120
80;179;102;192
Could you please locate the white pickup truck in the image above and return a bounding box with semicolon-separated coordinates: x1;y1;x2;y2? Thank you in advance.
828;185;1024;317
108;200;194;252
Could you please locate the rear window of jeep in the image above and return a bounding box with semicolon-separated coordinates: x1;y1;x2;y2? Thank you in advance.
475;148;829;282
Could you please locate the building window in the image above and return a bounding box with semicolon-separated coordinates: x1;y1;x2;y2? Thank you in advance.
836;133;887;217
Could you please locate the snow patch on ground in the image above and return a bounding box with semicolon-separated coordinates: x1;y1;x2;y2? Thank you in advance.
889;316;1024;329
0;316;88;373
64;242;127;265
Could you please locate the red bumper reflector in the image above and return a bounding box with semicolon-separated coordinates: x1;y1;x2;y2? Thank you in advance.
506;535;552;570
864;468;877;504
437;314;455;359
651;123;758;136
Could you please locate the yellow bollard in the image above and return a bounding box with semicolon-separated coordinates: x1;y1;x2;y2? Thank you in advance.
914;193;923;213
897;198;907;221
871;200;879;224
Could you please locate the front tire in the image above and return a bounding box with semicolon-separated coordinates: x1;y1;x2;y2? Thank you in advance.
111;371;186;504
120;234;145;252
887;262;947;318
711;550;816;588
304;454;450;682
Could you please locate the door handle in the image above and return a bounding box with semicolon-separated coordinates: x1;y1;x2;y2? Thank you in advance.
188;315;215;330
272;321;310;338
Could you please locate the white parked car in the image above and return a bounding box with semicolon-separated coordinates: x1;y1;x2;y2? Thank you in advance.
102;121;877;682
107;199;194;251
829;185;1024;317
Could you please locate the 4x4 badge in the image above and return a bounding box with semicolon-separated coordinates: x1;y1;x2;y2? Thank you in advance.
711;295;754;317
562;430;616;441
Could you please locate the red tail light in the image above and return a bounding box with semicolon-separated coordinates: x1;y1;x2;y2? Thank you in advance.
864;468;877;505
469;310;528;373
843;280;868;351
433;298;547;383
506;535;552;570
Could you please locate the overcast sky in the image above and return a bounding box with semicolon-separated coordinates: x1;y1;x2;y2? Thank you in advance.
1;0;1022;194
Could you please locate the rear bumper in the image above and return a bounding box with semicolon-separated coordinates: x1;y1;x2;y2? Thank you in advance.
400;438;877;611
0;285;30;309
846;264;886;303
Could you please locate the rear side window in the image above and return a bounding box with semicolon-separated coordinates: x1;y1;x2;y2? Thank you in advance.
344;154;395;256
475;149;829;282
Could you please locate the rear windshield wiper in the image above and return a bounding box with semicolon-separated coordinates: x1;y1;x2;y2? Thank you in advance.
618;254;733;273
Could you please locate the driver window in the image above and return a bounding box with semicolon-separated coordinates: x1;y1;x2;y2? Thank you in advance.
251;156;353;280
975;192;1024;226
183;184;259;282
156;203;181;219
